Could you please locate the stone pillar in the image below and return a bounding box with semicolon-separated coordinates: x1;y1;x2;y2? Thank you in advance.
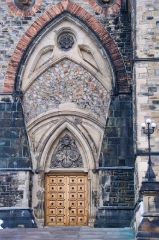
136;181;159;239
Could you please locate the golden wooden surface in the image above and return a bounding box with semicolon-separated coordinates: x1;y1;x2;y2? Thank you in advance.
45;173;88;226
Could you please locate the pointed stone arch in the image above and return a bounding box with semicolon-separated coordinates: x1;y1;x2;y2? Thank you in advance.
38;120;96;172
4;0;128;93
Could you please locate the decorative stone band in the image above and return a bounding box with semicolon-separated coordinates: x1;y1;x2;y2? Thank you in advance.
0;168;34;173
6;0;41;16
89;0;121;15
4;0;128;93
0;207;33;210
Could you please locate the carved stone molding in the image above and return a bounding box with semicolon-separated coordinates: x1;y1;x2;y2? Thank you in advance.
50;134;83;168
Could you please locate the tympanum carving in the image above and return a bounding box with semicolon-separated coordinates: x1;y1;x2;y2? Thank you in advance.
50;134;83;168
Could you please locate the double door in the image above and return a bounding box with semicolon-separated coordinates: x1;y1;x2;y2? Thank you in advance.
45;173;88;226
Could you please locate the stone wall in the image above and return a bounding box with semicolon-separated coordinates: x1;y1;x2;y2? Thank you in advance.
99;169;134;207
0;171;30;207
0;95;31;168
132;0;159;233
96;94;134;228
135;0;159;58
94;168;134;228
0;209;36;228
99;95;133;167
134;61;159;202
133;0;159;200
95;207;134;228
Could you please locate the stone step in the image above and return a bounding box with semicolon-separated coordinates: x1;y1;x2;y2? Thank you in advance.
0;227;135;240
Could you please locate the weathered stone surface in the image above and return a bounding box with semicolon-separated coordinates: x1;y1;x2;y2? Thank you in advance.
0;209;37;228
99;169;134;207
94;208;134;228
0;171;30;207
99;95;133;167
0;96;31;168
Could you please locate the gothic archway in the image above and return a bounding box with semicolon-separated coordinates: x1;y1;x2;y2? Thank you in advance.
4;0;128;93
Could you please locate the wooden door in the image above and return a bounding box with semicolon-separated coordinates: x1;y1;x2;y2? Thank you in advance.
45;173;88;226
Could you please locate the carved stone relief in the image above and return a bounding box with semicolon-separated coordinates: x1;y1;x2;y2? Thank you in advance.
58;33;74;51
50;134;83;168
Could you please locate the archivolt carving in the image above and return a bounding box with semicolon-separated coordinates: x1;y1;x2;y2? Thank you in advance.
37;120;96;171
50;134;83;168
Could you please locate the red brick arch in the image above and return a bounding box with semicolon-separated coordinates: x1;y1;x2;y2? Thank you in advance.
4;0;128;92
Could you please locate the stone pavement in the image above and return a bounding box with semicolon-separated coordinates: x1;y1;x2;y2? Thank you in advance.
0;227;135;240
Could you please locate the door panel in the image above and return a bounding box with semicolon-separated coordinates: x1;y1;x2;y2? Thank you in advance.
45;173;88;226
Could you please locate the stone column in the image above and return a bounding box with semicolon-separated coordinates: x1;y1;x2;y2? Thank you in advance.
136;181;159;239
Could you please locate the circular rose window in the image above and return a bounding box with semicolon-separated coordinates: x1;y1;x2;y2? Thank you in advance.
14;0;35;10
96;0;115;8
58;33;75;51
89;0;121;14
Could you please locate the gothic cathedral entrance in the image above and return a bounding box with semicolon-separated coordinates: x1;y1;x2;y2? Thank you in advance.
45;173;88;226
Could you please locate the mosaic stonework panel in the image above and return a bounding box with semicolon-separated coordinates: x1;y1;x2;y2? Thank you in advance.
23;59;108;123
50;134;83;168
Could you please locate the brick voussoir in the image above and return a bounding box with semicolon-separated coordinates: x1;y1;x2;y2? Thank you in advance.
13;49;24;58
61;0;69;10
7;65;17;72
80;12;92;22
18;39;30;48
42;12;52;22
9;60;19;67
53;3;64;14
102;37;114;45
21;34;32;44
73;8;86;19
47;7;57;17
68;2;81;14
27;25;39;36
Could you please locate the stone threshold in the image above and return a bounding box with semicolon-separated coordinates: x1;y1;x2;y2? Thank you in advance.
0;207;33;211
98;206;134;210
